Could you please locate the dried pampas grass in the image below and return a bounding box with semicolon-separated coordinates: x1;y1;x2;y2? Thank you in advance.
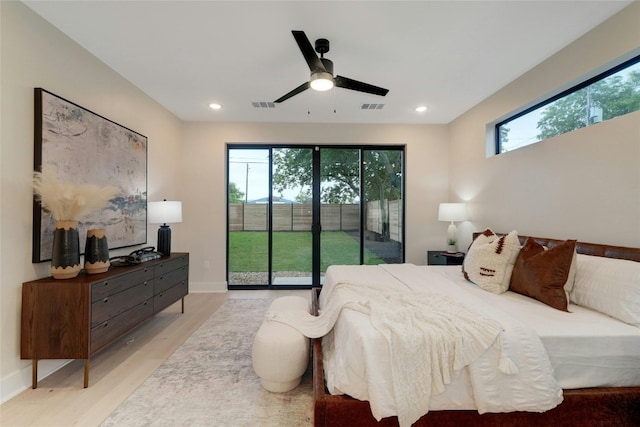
33;168;119;221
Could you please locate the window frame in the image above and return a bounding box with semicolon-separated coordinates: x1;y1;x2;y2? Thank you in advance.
489;48;640;156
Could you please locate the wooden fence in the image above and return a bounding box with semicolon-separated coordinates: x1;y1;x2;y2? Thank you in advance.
229;200;402;242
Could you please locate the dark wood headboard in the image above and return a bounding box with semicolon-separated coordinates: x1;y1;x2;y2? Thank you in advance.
472;232;640;262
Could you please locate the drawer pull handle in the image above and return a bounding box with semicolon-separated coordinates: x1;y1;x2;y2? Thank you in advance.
144;268;148;273
144;301;148;306
103;297;109;304
103;322;108;328
104;281;109;286
144;281;148;286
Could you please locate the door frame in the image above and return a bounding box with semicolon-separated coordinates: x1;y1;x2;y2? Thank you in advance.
226;143;405;290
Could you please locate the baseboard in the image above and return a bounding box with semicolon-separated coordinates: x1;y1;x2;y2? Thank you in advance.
189;281;227;293
1;359;72;404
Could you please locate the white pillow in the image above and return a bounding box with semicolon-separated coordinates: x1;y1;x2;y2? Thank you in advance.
463;229;521;294
570;254;640;327
564;249;578;298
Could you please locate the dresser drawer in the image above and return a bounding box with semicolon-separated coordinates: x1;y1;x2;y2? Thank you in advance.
90;298;153;353
91;281;153;327
154;265;188;294
154;281;188;314
91;267;153;302
154;255;188;277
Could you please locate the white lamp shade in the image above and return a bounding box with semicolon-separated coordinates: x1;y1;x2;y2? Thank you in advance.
148;201;182;224
438;203;467;222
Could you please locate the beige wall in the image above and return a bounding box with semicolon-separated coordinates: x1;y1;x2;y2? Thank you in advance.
180;122;450;292
449;2;640;251
0;2;451;401
2;0;639;406
0;2;183;402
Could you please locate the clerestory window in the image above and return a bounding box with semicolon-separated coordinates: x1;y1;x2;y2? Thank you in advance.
494;51;640;154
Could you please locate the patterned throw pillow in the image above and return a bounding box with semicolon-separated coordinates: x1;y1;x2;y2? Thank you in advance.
463;229;521;294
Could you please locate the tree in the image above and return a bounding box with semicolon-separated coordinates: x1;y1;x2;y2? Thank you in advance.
272;148;402;239
272;149;402;205
536;70;640;140
272;149;358;204
499;125;510;149
294;189;312;204
228;182;245;203
362;150;402;239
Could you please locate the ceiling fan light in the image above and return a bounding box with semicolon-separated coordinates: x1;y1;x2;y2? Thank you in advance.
310;72;334;91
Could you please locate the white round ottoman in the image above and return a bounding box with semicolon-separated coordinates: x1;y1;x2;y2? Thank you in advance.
252;296;310;392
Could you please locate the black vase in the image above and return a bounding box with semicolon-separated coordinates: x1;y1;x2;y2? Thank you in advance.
85;228;110;274
51;220;81;279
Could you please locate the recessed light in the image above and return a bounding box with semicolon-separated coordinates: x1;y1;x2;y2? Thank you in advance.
415;105;427;113
209;103;222;110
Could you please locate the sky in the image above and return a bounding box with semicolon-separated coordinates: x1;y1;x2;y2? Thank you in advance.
228;149;303;202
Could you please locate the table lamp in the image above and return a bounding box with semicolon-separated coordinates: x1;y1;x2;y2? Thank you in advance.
148;200;182;256
438;203;467;252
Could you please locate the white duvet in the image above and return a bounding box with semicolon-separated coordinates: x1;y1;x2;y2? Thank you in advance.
269;263;563;427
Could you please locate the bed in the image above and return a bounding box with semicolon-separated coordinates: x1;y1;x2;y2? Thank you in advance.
310;233;640;427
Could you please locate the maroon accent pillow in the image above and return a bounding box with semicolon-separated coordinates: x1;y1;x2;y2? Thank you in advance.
510;238;577;312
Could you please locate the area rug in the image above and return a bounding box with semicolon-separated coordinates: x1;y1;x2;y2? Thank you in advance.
101;298;314;427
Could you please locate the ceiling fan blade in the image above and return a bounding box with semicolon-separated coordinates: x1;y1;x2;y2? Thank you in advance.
292;30;326;73
274;81;310;103
334;75;389;96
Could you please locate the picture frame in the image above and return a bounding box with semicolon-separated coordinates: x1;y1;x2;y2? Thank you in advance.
33;88;148;262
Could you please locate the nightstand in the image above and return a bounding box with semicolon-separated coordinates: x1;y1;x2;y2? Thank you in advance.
427;251;465;266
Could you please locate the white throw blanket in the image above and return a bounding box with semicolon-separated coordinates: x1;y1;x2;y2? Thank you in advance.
267;264;563;427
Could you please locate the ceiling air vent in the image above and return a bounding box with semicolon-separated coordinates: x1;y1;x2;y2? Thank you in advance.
252;101;276;109
361;103;385;110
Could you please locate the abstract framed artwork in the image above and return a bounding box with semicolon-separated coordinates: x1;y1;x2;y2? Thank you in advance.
33;88;148;262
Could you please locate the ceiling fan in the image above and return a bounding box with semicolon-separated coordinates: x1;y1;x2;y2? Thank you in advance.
274;30;389;103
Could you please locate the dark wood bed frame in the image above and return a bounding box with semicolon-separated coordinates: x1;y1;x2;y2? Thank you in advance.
311;234;640;426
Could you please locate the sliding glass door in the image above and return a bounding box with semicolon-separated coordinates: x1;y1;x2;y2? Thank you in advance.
362;149;403;264
227;148;270;286
227;145;404;289
319;148;362;274
271;147;313;285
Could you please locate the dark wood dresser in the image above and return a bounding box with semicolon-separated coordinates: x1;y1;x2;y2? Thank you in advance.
21;252;189;388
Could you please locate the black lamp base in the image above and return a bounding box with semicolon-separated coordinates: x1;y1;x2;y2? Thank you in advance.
157;224;171;256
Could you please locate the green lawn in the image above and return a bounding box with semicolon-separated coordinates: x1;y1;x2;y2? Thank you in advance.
228;231;385;272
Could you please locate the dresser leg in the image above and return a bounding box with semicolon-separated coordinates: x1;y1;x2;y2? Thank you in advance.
32;359;38;389
83;359;90;388
181;297;185;313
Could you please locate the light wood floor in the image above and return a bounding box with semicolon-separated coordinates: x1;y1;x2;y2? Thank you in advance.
1;292;230;427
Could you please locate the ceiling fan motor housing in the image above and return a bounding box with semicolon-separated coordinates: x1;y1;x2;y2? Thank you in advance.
315;38;330;55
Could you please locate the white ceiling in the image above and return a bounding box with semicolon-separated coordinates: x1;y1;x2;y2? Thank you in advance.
23;0;632;124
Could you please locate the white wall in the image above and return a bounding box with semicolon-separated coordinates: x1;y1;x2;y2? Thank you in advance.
180;122;450;292
0;2;183;402
449;2;640;251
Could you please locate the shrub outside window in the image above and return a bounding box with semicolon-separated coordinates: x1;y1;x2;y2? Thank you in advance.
496;55;640;154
